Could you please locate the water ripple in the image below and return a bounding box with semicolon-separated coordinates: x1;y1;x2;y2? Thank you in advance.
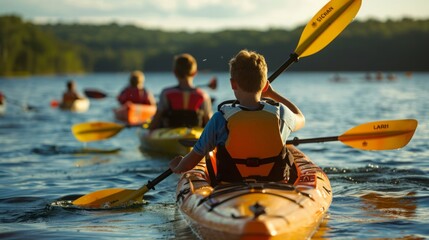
1;73;428;239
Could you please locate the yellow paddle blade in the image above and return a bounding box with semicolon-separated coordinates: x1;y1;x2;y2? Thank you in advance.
296;0;362;58
339;119;418;150
72;169;172;209
71;121;125;142
72;186;149;209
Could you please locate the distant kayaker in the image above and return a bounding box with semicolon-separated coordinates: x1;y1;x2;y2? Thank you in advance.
117;70;156;105
149;53;213;130
169;49;305;183
61;80;83;107
0;91;5;115
0;91;4;105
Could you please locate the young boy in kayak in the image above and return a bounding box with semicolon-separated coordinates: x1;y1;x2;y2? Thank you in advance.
169;49;305;183
61;80;84;107
149;53;213;130
117;70;156;106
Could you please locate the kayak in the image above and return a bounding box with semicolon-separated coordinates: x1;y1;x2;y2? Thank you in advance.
176;145;332;240
60;98;90;112
138;127;203;156
114;103;156;126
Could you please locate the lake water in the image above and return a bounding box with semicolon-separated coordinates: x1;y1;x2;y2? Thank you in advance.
0;72;428;239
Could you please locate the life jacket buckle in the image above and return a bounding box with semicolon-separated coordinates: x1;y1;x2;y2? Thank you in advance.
246;158;260;167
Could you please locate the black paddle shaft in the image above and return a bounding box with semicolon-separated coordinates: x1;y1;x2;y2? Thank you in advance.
287;136;339;146
180;135;341;148
268;53;299;83
146;169;173;190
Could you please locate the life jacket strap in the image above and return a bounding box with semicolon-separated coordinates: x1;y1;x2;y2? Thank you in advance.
233;156;278;167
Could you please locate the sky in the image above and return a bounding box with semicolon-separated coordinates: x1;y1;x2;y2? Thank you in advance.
1;0;428;32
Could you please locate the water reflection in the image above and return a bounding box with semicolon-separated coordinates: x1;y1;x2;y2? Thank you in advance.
359;191;417;219
311;215;331;240
74;157;112;167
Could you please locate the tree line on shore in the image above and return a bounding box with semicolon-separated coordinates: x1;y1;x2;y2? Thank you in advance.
1;15;428;76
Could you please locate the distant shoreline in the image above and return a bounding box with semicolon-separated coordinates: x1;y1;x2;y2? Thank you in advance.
2;15;429;77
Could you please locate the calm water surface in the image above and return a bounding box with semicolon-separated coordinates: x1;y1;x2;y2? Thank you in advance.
0;72;428;239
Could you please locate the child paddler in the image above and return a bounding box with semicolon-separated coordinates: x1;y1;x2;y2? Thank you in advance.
169;49;305;183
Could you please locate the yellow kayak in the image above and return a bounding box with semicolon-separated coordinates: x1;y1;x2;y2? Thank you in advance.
138;127;203;156
176;145;332;240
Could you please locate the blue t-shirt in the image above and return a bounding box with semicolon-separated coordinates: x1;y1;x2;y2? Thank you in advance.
193;101;296;156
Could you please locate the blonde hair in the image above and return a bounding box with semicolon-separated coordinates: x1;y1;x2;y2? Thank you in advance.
130;70;144;87
229;50;267;93
174;53;197;78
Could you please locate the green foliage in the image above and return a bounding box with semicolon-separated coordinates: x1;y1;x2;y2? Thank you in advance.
0;15;83;76
1;15;428;76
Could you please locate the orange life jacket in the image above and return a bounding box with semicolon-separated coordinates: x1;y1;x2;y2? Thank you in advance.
215;100;289;182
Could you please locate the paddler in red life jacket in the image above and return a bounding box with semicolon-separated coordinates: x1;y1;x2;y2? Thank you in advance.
61;80;84;108
169;49;305;183
117;70;156;106
149;53;213;130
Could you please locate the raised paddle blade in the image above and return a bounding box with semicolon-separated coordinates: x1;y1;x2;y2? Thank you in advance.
268;0;361;83
50;99;59;108
72;121;125;142
208;77;217;90
296;0;362;57
338;119;418;150
84;89;107;99
196;78;218;90
72;188;146;209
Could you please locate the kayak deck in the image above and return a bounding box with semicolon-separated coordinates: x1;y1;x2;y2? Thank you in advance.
138;127;203;156
176;145;332;239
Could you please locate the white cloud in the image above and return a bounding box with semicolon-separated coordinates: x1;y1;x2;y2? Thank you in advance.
61;0;117;11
